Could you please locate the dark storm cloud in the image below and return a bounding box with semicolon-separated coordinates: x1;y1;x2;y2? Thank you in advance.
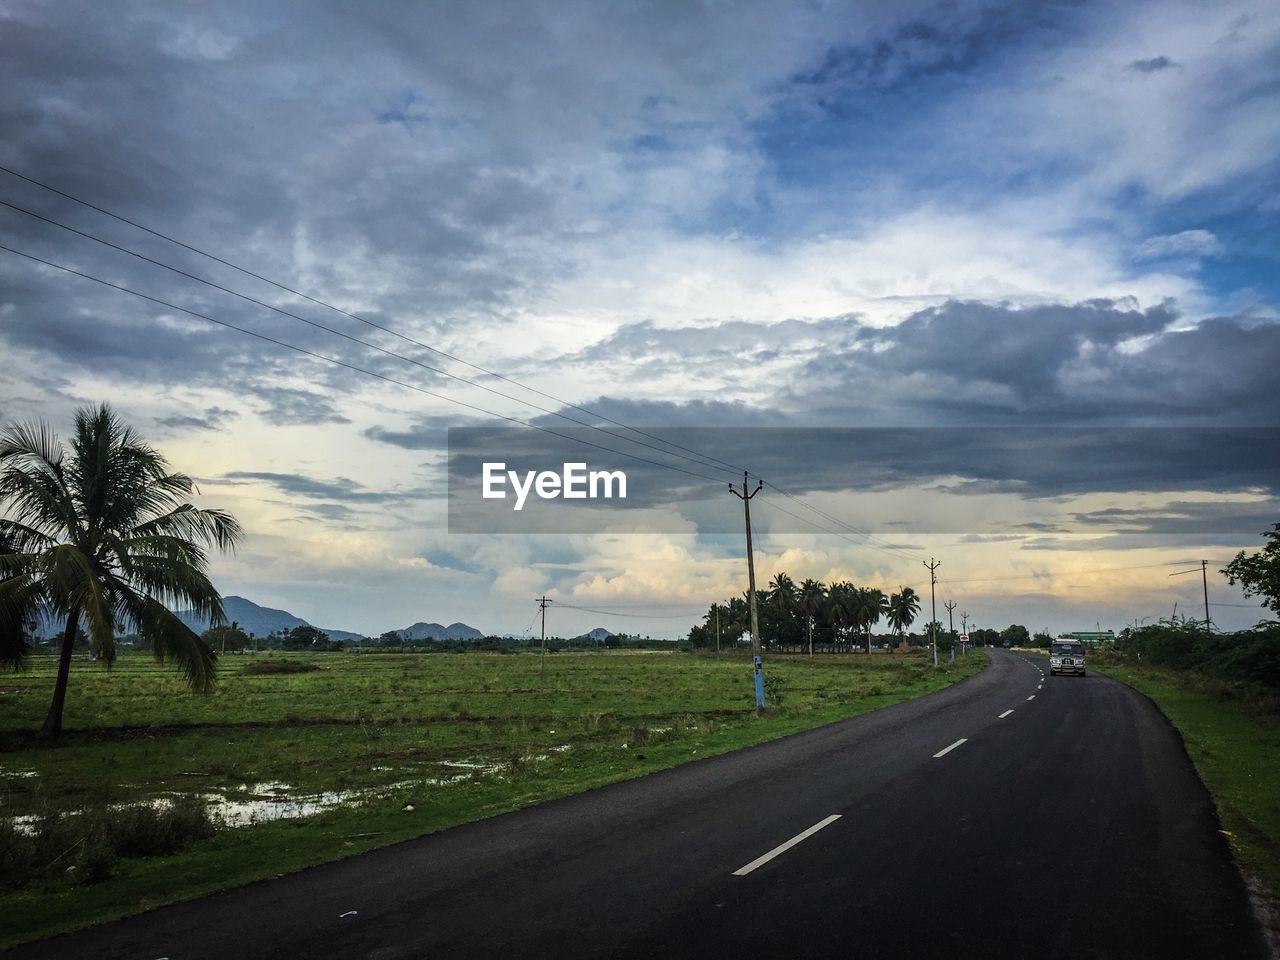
248;387;352;426
1070;500;1280;535
444;423;1280;534
220;470;424;504
1127;56;1177;73
784;300;1280;424
154;406;238;432
364;413;489;450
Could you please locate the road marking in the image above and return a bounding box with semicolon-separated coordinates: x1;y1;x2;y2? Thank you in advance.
998;709;1014;718
1026;695;1036;701
732;814;842;876
933;738;968;758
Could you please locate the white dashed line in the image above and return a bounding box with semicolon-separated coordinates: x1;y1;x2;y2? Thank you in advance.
732;815;842;876
998;709;1014;718
1026;695;1036;701
933;738;968;758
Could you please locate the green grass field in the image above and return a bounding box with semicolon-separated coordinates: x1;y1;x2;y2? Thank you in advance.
0;647;985;946
1092;661;1280;908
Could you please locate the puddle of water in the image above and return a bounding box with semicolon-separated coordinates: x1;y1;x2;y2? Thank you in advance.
202;790;358;828
437;759;505;773
3;746;580;834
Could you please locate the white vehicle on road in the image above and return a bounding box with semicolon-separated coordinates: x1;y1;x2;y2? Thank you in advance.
1049;639;1087;676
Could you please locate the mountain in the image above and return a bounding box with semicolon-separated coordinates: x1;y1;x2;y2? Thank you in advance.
176;596;363;643
577;627;612;642
401;621;484;641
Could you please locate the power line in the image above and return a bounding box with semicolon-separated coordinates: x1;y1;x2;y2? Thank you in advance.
0;242;730;487
0;162;747;478
759;480;925;563
939;560;1208;584
0;198;744;482
554;603;703;619
751;494;925;565
0;234;963;566
0;163;976;565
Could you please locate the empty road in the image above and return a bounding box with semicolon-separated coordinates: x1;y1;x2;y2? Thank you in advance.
13;650;1267;959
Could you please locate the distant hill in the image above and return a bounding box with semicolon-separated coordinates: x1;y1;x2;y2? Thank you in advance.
401;621;484;641
176;596;363;643
576;627;611;642
36;594;485;644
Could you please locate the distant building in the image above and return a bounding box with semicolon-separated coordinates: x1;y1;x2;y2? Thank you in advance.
1062;630;1116;645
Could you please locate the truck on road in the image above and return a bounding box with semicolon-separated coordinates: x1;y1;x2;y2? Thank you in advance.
1049;638;1087;676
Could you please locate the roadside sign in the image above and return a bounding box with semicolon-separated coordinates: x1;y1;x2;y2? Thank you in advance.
960;634;969;643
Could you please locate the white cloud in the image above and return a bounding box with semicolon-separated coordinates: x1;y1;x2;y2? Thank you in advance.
1135;229;1222;260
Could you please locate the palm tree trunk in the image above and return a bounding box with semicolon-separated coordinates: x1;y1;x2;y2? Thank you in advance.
808;619;813;658
41;612;78;738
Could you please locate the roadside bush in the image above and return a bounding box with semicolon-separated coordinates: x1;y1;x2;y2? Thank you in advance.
0;798;219;891
1114;619;1280;712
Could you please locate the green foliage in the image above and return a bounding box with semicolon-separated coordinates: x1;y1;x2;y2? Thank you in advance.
1111;618;1280;707
202;623;249;654
763;673;785;707
1222;522;1280;615
1000;624;1030;647
687;575;928;653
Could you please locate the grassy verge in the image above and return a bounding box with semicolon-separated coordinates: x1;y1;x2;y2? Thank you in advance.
0;649;985;947
1092;661;1280;903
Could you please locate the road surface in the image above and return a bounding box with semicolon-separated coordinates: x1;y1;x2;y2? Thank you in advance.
13;650;1267;959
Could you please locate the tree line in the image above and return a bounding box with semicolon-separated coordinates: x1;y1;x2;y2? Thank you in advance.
685;573;1050;654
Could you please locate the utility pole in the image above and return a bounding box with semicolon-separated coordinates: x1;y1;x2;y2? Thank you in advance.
924;558;941;667
945;600;957;659
715;604;721;659
1168;561;1212;631
1202;559;1211;630
729;472;765;709
537;596;552;675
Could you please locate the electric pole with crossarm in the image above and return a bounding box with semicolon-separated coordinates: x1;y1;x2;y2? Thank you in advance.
537;596;553;675
729;472;765;709
924;558;941;666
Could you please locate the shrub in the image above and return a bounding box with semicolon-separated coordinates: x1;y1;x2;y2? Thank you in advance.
240;659;319;675
0;798;219;890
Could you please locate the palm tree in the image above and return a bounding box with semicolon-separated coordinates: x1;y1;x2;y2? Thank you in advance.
888;587;921;650
854;587;889;654
797;578;826;657
826;580;855;649
0;404;242;737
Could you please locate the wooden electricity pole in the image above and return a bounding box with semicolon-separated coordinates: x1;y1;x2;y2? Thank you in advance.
1168;561;1212;631
924;558;941;666
537;596;552;674
729;472;765;708
729;472;764;656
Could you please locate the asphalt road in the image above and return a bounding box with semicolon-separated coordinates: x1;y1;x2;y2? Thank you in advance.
13;651;1267;959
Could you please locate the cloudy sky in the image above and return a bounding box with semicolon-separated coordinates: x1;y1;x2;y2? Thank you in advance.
2;0;1278;638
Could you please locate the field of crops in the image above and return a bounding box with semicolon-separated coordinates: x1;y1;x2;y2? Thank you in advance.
0;648;984;945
